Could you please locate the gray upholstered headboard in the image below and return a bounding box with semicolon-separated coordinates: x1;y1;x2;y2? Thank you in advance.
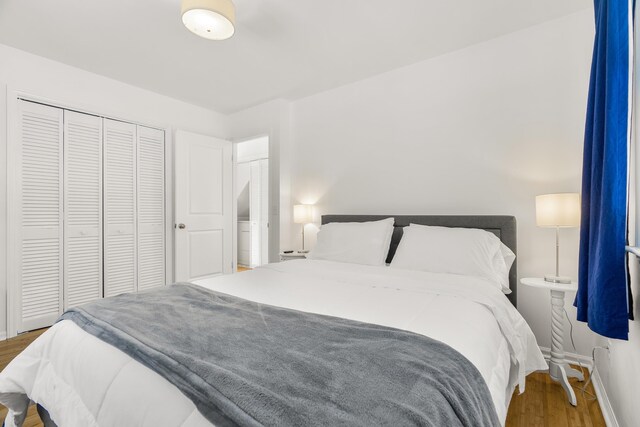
321;215;518;307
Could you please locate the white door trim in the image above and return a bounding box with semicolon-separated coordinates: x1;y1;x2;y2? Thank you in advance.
6;88;19;338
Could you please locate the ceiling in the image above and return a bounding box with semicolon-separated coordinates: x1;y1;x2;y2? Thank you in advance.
0;0;590;114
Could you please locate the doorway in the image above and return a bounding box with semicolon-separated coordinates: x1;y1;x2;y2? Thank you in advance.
235;136;269;270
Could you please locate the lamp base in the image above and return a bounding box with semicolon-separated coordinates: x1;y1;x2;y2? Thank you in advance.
544;275;572;284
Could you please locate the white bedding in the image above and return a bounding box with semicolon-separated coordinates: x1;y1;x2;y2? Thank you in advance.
0;260;546;427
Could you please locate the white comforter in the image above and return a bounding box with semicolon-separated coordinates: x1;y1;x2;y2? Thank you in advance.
0;260;546;427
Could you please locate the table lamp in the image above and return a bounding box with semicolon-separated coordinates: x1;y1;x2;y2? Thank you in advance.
535;193;581;284
293;204;313;253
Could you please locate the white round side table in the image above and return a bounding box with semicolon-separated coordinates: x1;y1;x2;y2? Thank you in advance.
520;277;584;406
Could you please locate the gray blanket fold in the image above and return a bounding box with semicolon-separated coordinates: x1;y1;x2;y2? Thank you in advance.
59;283;500;426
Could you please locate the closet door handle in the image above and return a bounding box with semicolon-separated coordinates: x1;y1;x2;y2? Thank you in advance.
178;223;186;229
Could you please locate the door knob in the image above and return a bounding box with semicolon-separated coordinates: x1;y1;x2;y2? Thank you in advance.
178;223;186;229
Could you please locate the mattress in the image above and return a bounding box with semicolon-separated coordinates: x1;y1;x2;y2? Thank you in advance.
0;259;547;426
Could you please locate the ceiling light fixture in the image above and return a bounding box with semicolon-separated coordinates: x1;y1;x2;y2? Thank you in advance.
181;0;236;41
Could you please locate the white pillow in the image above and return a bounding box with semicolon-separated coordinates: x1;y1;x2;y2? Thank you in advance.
496;243;516;294
390;224;511;292
307;218;395;266
409;224;515;293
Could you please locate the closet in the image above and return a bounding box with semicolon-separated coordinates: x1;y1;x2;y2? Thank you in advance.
13;100;165;333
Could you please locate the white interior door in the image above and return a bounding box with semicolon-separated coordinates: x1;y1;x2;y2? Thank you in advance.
63;110;103;309
259;159;269;265
249;159;269;267
14;100;64;332
137;125;166;290
175;130;232;281
104;119;137;297
249;160;261;267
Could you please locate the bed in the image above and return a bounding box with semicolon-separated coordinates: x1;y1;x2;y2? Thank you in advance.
0;215;546;427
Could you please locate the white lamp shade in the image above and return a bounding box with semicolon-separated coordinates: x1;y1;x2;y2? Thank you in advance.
536;193;581;228
293;204;313;224
181;0;235;40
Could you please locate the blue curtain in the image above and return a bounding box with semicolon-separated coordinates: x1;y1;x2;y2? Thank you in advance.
575;0;634;340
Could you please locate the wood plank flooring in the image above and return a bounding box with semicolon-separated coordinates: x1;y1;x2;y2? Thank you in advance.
1;329;606;427
506;365;606;427
0;328;48;427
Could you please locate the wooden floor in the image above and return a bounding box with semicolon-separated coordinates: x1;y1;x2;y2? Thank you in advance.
237;266;252;272
1;329;605;427
0;328;48;427
506;366;605;427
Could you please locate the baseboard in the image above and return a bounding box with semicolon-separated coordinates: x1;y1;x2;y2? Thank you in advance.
538;346;594;369
538;346;617;427
591;367;619;427
0;330;6;341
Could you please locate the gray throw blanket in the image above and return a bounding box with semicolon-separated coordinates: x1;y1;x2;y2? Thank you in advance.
60;283;500;426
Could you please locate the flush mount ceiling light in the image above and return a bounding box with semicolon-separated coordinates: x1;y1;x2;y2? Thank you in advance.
181;0;236;40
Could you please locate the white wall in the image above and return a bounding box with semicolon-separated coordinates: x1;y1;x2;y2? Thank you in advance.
286;10;597;355
237;136;269;163
596;253;640;426
0;43;230;337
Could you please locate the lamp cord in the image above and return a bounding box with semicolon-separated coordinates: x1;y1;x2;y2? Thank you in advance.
563;307;609;402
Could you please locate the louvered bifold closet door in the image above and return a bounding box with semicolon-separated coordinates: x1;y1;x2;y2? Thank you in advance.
16;101;64;332
104;119;137;297
137;126;165;290
63;111;103;309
